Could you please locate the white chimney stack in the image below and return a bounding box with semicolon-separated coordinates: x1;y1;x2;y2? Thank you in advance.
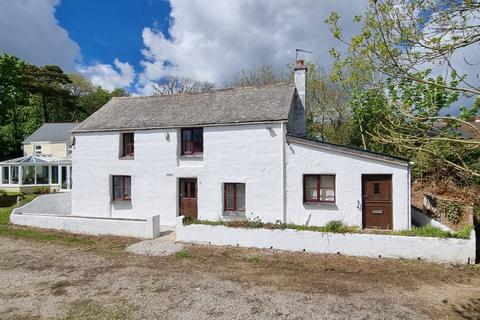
287;59;307;136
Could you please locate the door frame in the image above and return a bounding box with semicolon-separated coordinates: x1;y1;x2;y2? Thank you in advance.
178;177;198;219
361;174;393;230
59;165;71;191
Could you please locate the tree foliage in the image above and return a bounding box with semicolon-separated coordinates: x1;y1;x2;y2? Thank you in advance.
152;76;214;95
327;0;480;179
0;54;131;160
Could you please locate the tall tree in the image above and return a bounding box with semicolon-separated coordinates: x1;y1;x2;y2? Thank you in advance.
230;65;288;87
327;0;480;178
0;54;31;159
152;76;214;95
26;65;75;122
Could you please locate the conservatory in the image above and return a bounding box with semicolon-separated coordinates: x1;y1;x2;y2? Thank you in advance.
0;155;72;194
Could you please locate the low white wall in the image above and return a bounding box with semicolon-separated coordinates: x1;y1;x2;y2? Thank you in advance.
411;206;452;231
11;213;160;239
176;217;476;264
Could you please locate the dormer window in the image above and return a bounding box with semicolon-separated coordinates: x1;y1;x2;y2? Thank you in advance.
181;128;203;155
121;132;134;158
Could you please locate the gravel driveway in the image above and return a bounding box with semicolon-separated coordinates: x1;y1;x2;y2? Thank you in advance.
0;236;479;319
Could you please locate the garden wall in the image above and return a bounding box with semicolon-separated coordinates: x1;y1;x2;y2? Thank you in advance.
176;217;476;264
11;211;160;239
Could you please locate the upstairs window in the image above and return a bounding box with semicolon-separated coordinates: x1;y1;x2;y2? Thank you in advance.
121;132;134;158
303;175;335;203
112;175;131;201
224;183;246;211
34;145;42;155
181;128;203;155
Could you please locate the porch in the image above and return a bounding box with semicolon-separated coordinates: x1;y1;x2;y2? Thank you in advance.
0;155;72;194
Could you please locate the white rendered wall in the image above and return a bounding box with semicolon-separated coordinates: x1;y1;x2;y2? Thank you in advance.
285;141;410;230
11;212;160;238
177;217;475;264
72;123;284;226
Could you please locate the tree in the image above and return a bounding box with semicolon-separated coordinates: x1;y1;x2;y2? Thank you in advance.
26;65;75;122
152;76;214;95
230;65;288;87
327;0;480;178
304;62;351;145
0;55;32;159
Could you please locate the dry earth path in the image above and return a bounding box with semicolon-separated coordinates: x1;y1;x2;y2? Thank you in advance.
0;236;479;319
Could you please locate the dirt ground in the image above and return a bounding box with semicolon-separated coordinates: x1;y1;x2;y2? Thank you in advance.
1;236;480;320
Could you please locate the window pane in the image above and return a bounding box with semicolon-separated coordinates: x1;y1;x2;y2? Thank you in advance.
236;183;245;210
51;166;58;184
36;166;49;184
320;175;334;188
373;182;380;195
225;184;235;210
320;188;335;202
306;176;317;188
2;167;9;184
306;188;317;201
11;166;18;184
122;133;134;156
22;166;35;185
124;176;131;199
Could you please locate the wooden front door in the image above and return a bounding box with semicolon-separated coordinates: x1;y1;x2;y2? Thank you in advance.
362;175;393;230
179;178;197;219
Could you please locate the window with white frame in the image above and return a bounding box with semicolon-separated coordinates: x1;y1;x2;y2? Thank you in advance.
34;145;42;155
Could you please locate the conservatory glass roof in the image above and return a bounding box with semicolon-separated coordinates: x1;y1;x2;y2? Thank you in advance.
0;155;71;165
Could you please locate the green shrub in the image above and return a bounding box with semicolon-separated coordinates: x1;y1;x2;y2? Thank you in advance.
175;249;192;258
442;201;463;224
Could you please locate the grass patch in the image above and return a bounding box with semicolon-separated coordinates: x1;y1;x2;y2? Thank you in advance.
185;218;359;234
392;225;473;239
0;194;99;247
246;255;261;263
185;217;472;239
175;249;192;258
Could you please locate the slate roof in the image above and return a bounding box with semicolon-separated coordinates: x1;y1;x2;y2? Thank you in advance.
287;134;410;165
23;123;77;143
73;83;295;132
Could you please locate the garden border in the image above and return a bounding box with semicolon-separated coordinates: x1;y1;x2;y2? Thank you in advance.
176;216;476;264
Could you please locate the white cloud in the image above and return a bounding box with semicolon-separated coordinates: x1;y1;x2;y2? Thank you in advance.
77;59;136;91
0;0;81;71
136;0;368;94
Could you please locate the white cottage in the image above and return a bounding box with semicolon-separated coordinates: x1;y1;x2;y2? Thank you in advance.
70;61;411;231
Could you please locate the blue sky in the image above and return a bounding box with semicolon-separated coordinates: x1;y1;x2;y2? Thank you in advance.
55;0;171;74
1;0;375;94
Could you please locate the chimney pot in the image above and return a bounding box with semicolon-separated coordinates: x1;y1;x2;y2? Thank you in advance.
296;59;304;67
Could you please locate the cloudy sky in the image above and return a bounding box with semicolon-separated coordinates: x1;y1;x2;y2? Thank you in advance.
0;0;370;94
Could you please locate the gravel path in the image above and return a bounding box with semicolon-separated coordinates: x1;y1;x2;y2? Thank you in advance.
125;231;184;256
0;236;479;319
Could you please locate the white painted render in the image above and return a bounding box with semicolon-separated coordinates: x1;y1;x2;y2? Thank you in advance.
71;121;410;230
72;122;285;226
11;212;160;239
285;140;411;230
176;217;476;265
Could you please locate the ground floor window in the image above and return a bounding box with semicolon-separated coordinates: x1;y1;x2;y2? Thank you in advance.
11;166;19;184
51;166;59;184
303;174;335;203
22;166;35;185
2;167;9;184
224;183;245;211
36;166;49;184
112;175;131;201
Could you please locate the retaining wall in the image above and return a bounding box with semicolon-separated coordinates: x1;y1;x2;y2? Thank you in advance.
176;216;475;264
11;212;160;239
